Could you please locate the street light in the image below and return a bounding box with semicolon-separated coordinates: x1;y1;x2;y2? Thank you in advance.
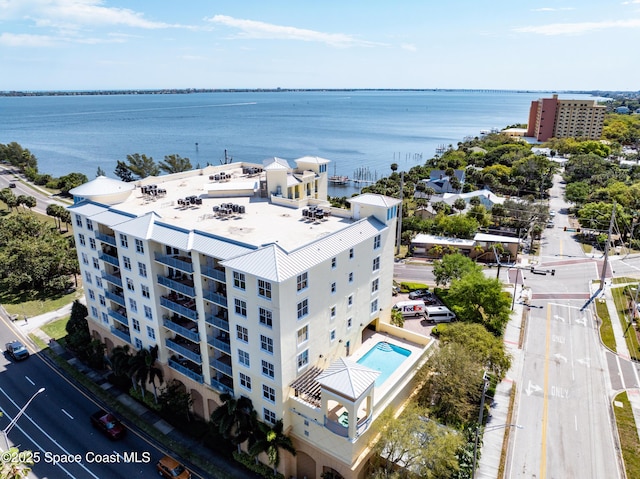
2;387;45;450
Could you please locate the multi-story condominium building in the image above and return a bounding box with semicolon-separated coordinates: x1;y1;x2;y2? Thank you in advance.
526;94;606;142
69;157;434;479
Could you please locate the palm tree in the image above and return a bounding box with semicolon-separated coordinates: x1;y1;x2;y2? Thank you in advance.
158;154;193;174
210;393;256;453
248;419;296;476
129;346;164;402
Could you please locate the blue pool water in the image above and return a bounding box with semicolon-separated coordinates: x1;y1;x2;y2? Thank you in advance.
357;342;412;387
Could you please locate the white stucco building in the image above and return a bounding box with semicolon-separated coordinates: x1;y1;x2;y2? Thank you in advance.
69;157;434;479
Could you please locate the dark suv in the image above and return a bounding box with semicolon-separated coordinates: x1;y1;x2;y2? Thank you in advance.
5;341;29;361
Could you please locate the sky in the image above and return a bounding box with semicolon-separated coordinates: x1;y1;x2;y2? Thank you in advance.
1;0;639;92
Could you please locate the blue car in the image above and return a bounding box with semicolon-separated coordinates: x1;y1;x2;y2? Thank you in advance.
5;341;29;361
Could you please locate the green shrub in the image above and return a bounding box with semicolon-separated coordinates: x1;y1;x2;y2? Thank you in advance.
233;451;285;479
400;282;428;292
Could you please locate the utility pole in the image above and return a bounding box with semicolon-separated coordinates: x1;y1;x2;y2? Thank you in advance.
600;202;616;290
395;171;404;256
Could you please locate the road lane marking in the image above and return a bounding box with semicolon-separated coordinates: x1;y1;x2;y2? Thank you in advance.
540;304;551;479
25;376;35;385
62;409;74;419
526;380;542;396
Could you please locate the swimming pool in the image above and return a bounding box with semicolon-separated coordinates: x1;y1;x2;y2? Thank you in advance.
357;342;412;386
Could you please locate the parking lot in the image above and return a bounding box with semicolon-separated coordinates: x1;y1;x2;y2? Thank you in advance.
392;290;445;337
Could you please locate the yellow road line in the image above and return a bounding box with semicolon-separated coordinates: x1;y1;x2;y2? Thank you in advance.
540;304;551;478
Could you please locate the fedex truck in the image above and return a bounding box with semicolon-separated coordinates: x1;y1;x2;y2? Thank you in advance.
393;300;426;317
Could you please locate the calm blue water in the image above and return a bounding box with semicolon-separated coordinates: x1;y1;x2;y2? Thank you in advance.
0;90;599;193
357;341;411;386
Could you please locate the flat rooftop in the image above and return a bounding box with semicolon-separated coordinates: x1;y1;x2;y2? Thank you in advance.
110;164;355;251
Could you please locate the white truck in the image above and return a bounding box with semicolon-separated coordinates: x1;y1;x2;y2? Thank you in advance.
425;306;456;323
393;300;426;317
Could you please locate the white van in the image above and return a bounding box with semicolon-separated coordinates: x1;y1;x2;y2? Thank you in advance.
393;300;426;317
425;306;456;323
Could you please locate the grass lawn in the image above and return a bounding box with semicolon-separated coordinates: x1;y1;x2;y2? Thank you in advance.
611;286;640;361
613;391;640;478
595;297;616;353
40;316;70;340
1;288;82;319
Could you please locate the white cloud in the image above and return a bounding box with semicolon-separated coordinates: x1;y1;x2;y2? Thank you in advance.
0;32;58;47
514;18;640;35
531;7;576;12
207;14;380;48
401;43;417;52
622;1;640;4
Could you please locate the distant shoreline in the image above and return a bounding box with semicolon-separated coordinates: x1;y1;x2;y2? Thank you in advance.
0;88;610;98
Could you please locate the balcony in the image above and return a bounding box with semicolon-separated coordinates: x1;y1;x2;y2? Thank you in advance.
203;290;227;307
165;338;202;364
110;326;131;343
205;313;229;332
201;266;225;282
157;275;195;297
95;231;116;246
154;253;193;273
105;290;125;307
210;356;233;377
208;335;231;354
98;251;119;267
102;271;123;288
163;317;200;342
160;296;197;321
210;377;233;395
169;358;203;384
108;308;129;326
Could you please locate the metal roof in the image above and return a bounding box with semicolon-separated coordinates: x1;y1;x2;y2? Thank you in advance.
316;358;379;401
69;176;135;196
349;193;401;208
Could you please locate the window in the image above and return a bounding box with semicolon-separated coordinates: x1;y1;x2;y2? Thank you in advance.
347;317;352;329
262;360;275;378
239;372;252;390
259;307;273;328
101;312;109;324
348;295;353;307
371;278;379;293
89;237;96;250
92;258;99;269
297;272;308;292
297;325;309;345
238;349;250;367
331;282;336;294
119;233;128;248
233;271;246;290
126;278;134;292
91;306;98;318
374;234;381;249
81;252;89;265
99;295;106;306
144;305;152;320
330;329;336;342
132;318;140;332
95;276;103;289
371;299;379;314
147;326;155;339
330;306;336;320
297;350;309;369
372;256;380;272
258;279;272;300
85;271;92;284
331;257;336;269
236;325;249;342
234;298;247;317
135;239;144;254
349;248;354;259
349;272;353;283
86;219;94;231
260;335;274;354
123;256;131;270
78;234;86;246
141;285;150;298
75;214;83;227
297;299;308;319
264;408;277;425
138;262;147;277
88;289;95;300
129;298;137;313
262;384;276;402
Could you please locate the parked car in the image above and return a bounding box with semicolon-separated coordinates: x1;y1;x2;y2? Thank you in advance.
8;182;16;188
157;455;191;479
5;341;29;361
408;289;432;300
90;410;126;440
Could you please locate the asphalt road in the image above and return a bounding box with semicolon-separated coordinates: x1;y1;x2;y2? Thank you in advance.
0;316;169;478
0;165;68;215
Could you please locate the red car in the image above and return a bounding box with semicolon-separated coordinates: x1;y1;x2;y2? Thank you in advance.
90;410;126;440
